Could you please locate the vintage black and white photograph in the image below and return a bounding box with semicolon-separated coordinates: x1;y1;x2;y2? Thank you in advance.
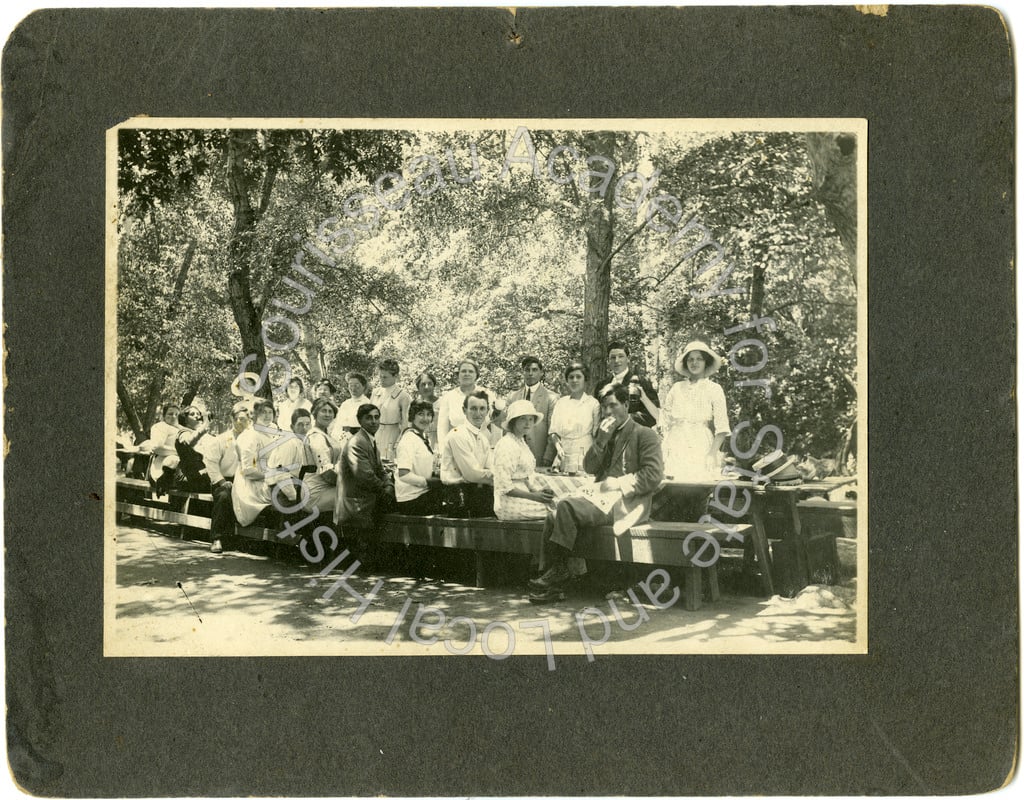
105;117;867;658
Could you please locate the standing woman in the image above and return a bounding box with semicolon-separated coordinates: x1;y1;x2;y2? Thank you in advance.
436;359;493;449
330;372;371;442
276;377;312;430
659;340;731;479
313;378;338;404
302;397;342;516
232;399;281;526
491;400;556;520
548;361;601;475
370;358;412;462
414;370;441;449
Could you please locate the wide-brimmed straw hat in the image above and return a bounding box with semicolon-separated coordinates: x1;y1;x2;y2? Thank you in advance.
675;341;723;377
503;399;543;430
231;371;262;397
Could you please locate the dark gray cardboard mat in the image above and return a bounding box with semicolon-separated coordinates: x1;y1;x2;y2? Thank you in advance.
2;6;1017;796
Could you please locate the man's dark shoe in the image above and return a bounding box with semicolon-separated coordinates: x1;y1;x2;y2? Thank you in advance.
528;587;566;604
529;561;571;590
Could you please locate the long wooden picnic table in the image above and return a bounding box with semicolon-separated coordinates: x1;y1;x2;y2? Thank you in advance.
655;475;856;594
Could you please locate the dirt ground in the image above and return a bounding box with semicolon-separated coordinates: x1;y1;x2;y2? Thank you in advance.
109;522;861;661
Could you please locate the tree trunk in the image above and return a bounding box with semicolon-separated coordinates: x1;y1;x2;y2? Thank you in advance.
117;376;146;443
580;132;616;383
226;131;274;399
131;238;197;432
805;132;857;277
299;318;323;384
749;262;767;317
181;379;202;407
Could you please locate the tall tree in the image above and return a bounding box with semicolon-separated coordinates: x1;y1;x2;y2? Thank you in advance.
117;127;407;419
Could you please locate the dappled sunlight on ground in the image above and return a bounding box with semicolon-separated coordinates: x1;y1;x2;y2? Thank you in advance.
110;523;859;657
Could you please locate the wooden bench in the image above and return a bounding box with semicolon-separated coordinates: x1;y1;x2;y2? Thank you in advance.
115;477;214;536
115;477;748;610
795;499;857;584
369;514;750;610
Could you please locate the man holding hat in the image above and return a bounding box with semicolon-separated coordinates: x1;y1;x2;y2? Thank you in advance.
594;341;660;428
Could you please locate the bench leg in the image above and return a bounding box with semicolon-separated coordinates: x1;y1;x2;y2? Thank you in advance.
683;565;702;611
749;501;776;596
784;494;811;589
706;562;720;602
474;552;486;588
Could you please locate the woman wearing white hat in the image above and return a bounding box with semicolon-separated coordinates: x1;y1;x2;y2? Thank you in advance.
491;399;556;520
660;340;731;480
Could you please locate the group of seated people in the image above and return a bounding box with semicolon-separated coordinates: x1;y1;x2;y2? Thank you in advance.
133;340;731;593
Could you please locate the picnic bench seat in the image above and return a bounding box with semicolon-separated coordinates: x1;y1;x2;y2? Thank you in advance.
115;476;751;610
369;514;752;610
115;477;214;535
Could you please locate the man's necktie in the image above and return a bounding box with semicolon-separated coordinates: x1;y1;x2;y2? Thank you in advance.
597;427;620;481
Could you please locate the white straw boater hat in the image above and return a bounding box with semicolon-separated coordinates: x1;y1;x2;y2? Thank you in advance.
752;449;802;483
675;340;724;377
503;399;543;430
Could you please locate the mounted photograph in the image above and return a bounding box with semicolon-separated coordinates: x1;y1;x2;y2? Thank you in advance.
105;117;867;659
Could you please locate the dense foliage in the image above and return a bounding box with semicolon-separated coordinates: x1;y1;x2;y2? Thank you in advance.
116;126;857;468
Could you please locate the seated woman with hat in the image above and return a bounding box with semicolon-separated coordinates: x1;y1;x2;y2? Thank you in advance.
491;399;556;521
659;340;731;480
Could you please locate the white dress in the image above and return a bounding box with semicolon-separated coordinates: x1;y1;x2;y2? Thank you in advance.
370;385;411;461
329;396;367;442
303;428;341;515
232;426;280;526
276;396;311;430
491;434;549;520
660;378;731;480
549;394;600;473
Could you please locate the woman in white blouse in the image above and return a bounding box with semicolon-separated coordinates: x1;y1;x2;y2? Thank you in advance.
330;372;371;442
658;340;731;480
491;400;556;521
276;377;312;430
435;359;494;449
413;370;441;449
266;407;314;516
302;397;343;516
395;400;444;515
232;399;281;527
548;361;601;475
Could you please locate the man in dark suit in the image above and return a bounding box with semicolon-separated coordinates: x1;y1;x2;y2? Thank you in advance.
531;383;664;590
593;340;660;428
337;403;395;524
505;355;559;467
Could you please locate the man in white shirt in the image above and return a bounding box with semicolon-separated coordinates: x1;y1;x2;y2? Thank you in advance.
201;401;250;554
440;391;495;517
